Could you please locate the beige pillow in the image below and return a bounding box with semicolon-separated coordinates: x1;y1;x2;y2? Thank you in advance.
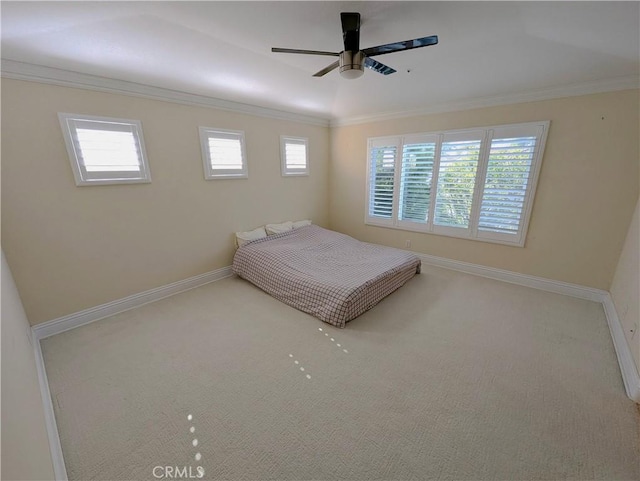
235;226;267;248
265;221;293;235
292;219;312;229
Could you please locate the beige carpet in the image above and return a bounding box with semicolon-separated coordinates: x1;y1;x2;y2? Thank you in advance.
41;266;640;480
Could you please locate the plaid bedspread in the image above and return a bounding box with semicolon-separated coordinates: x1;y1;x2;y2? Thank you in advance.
232;225;421;327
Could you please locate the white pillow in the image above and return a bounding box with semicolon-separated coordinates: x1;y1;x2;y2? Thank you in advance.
292;219;312;229
265;221;293;235
235;226;267;248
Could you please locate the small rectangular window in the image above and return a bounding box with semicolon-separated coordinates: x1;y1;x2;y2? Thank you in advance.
58;113;151;186
281;136;309;176
199;127;248;179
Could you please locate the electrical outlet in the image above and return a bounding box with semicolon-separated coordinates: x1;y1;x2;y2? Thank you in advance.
405;239;411;248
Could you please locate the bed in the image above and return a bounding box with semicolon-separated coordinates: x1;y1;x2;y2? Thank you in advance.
232;225;421;328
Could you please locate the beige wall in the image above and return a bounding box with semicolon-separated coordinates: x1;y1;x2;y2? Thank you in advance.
2;80;638;324
1;251;56;480
1;79;330;325
610;197;640;372
329;90;639;290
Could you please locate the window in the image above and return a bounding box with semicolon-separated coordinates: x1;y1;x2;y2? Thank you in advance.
199;127;248;179
366;121;549;246
58;113;151;186
280;136;309;176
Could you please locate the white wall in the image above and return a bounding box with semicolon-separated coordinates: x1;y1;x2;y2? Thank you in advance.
610;197;640;373
1;251;55;480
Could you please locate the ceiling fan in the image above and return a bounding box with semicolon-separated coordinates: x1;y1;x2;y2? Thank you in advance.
272;12;438;79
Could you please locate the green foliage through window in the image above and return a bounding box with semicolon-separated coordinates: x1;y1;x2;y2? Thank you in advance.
366;122;548;246
399;143;435;223
370;146;396;218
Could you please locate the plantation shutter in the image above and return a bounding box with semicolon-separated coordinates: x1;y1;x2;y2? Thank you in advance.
477;124;545;244
398;135;437;227
367;138;399;225
281;137;309;175
74;122;141;175
364;121;548;246
433;131;483;233
199;128;248;179
58;113;151;185
208;134;243;170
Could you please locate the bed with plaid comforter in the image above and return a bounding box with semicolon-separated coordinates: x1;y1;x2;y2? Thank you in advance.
232;225;421;328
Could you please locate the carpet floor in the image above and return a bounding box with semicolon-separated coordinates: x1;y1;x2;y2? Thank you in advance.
41;265;640;480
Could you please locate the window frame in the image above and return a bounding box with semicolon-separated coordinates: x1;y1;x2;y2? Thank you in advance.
199;127;248;180
280;136;309;176
365;121;550;247
58;112;151;186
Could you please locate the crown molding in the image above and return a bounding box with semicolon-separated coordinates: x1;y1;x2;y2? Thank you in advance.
3;59;637;129
330;75;640;127
0;59;330;127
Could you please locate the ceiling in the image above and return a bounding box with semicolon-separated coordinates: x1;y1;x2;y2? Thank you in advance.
2;1;639;122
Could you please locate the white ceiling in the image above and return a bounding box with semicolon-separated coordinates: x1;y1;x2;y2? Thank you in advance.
2;1;639;122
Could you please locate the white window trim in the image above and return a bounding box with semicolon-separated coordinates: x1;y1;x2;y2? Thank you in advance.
199;127;248;180
280;136;309;176
365;121;550;247
58;112;151;186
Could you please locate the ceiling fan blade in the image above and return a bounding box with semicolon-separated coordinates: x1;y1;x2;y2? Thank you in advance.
364;57;396;75
362;35;438;57
313;60;339;77
272;47;339;57
340;12;360;52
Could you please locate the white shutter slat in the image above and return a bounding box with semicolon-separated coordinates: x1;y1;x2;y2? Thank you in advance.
281;137;309;175
433;138;481;229
200;127;248;179
369;145;397;219
399;141;436;224
478;136;536;234
208;137;244;170
76;128;141;172
285;142;307;169
59;113;151;185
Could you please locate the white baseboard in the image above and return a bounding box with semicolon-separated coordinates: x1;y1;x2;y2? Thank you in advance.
415;252;639;402
601;294;640;402
415;253;608;302
33;334;68;480
32;266;233;340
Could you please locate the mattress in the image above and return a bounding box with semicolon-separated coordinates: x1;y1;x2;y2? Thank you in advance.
232;225;421;327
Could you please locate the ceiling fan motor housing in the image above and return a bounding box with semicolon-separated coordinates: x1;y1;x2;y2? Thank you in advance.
272;11;437;78
339;51;364;79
